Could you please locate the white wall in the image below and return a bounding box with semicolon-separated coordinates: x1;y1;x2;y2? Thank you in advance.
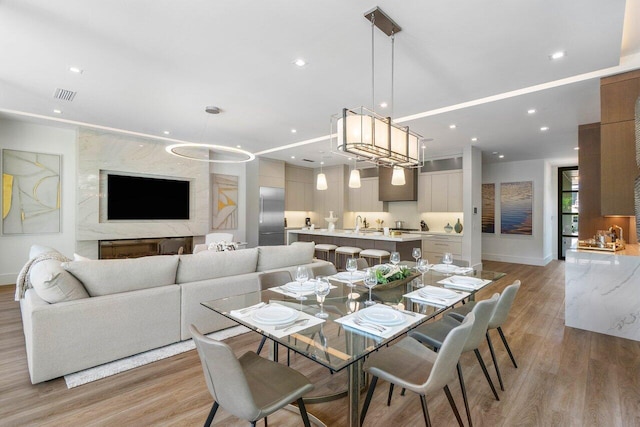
0;119;77;284
482;159;550;266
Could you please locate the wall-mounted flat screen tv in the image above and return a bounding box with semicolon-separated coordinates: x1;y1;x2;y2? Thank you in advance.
107;174;190;220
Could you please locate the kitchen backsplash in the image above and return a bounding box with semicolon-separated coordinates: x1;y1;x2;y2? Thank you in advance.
342;203;463;233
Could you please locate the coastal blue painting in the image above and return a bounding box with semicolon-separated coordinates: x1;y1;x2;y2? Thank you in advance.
500;181;533;235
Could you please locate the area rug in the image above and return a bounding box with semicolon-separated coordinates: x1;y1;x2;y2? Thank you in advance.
64;325;250;388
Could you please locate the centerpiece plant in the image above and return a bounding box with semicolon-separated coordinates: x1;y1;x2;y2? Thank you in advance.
374;264;412;284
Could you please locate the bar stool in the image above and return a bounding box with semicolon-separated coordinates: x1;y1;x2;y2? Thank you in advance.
359;249;390;266
334;246;362;270
314;243;338;264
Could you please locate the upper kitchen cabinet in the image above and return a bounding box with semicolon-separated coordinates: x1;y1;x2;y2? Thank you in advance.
600;70;640;216
285;164;314;211
349;177;386;212
418;170;463;212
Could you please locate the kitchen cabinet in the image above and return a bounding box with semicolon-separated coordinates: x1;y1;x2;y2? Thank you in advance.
417;170;463;212
285;165;314;211
349;177;386;212
422;234;462;264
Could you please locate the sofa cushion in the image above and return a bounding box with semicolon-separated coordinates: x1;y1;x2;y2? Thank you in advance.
63;255;179;297
176;248;259;284
256;241;315;272
30;259;90;303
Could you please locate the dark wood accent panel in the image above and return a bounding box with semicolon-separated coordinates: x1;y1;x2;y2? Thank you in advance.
600;121;637;216
374;240;396;252
600;73;640;124
378;167;418;201
296;234;312;242
335;237;357;247
578;123;605;239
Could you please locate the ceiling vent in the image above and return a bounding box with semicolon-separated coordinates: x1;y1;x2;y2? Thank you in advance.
301;158;315;163
53;88;76;101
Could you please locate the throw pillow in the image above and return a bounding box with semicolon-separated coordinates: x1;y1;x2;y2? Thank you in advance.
30;259;90;303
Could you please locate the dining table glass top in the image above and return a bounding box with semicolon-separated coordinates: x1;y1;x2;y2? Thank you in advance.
201;266;506;373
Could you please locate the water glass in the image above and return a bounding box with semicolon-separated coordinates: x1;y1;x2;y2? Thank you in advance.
390;251;400;266
364;268;378;306
295;266;309;300
442;252;453;275
412;247;422;264
345;257;358;287
314;277;331;318
417;258;430;287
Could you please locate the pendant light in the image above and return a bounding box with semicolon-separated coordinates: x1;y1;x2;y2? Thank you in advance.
391;165;406;186
349;158;361;188
316;161;328;190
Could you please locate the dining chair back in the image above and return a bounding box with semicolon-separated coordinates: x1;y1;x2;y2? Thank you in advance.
356;257;369;270
488;280;521;330
190;325;313;426
311;263;338;278
460;293;499;352
205;232;234;244
258;270;292;290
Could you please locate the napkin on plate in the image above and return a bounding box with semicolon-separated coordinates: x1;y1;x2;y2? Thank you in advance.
403;286;467;308
431;264;474;275
335;306;423;338
230;302;266;318
438;275;491;291
269;282;337;297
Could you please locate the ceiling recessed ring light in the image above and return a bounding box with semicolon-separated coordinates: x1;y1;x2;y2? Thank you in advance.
165;143;255;163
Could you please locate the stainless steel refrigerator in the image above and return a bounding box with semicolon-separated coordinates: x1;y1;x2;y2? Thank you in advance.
258;186;285;246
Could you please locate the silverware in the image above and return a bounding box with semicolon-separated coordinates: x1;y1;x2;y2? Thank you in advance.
237;302;266;314
353;318;386;333
278;286;299;296
394;307;417;317
276;318;309;331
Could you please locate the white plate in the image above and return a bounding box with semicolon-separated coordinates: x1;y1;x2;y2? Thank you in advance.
431;264;457;273
418;287;458;299
282;281;316;292
251;305;299;325
358;306;405;326
334;271;366;281
446;276;483;286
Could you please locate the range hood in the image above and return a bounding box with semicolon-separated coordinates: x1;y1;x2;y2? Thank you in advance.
378;167;417;201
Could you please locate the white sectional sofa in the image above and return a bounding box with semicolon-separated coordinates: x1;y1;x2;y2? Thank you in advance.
18;241;331;384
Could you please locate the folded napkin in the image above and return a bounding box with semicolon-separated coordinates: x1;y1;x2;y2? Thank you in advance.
269;283;337;297
437;275;491;291
330;271;366;283
230;302;266;318
267;311;326;338
403;286;468;308
335;306;424;338
431;264;474;275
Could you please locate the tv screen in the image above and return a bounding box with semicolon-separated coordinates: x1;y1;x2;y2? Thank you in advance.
107;174;190;220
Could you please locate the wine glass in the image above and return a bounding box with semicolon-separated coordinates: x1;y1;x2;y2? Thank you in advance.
363;268;378;306
412;247;422;265
390;251;400;266
417;258;430;287
442;252;453;275
345;257;358;288
314;277;331;318
295;266;309;300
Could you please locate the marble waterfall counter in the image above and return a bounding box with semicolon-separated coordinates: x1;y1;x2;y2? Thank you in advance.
565;245;640;341
287;229;423;262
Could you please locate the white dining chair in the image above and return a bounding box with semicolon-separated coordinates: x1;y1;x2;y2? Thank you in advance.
205;232;234;244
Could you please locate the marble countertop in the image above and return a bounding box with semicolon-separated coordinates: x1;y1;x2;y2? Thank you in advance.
570;243;640;256
287;229;423;242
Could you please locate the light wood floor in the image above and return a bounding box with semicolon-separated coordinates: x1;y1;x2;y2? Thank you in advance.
1;260;639;426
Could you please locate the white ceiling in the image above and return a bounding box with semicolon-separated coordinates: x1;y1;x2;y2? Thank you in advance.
1;0;639;167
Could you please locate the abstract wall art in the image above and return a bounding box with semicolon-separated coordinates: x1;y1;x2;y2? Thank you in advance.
482;183;495;233
500;181;533;235
2;149;61;234
211;173;238;229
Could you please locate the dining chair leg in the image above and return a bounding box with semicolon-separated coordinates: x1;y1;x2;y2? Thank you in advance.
387;383;395;406
264;416;268;426
457;362;472;427
474;349;500;401
486;332;504;391
497;327;518;368
419;395;432;427
360;376;378;426
204;401;219;427
256;336;267;355
443;385;464;427
297;398;312;427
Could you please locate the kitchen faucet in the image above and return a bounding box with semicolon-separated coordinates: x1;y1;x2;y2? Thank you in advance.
355;215;363;230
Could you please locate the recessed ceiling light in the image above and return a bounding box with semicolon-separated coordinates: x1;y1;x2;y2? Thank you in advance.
549;51;565;60
291;129;297;134
293;58;306;67
163;131;170;135
499;154;505;159
236;145;242;148
380;102;388;108
471;137;478;142
574;146;579;151
291;156;296;159
449;124;456;129
492;152;498;155
540;126;549;131
53;109;62;114
527;109;536;114
69;66;83;74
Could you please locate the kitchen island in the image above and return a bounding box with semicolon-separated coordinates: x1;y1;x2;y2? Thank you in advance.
565;244;640;342
287;229;423;261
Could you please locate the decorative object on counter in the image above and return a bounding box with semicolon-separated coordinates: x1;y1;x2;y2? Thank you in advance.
635;96;640;241
375;218;384;230
420;220;429;231
383;227;390;236
454;218;463;234
444;223;453;233
305;217;311;227
284;217;287;227
325;210;338;232
395;220;405;229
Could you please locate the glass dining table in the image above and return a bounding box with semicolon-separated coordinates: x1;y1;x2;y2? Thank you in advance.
201;265;506;427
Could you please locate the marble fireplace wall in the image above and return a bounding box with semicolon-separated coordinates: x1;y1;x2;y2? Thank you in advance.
77;129;208;257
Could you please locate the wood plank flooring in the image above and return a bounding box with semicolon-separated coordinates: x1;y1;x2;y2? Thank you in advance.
1;260;639;426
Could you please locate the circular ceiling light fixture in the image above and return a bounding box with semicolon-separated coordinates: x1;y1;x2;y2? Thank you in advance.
165;143;255;163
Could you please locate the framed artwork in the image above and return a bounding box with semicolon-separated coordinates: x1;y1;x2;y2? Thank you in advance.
482;183;495;233
211;173;238;229
500;181;533;235
2;149;61;234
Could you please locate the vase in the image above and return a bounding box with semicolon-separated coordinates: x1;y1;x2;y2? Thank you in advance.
444;223;453;233
454;218;463;234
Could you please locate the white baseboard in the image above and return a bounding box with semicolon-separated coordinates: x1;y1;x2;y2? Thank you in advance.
482;253;551;266
0;274;16;286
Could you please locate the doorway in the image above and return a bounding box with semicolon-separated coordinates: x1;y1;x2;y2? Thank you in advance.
558;167;579;260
